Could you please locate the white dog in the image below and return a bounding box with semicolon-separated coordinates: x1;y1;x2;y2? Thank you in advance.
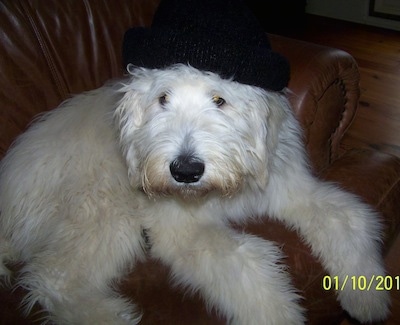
0;64;390;324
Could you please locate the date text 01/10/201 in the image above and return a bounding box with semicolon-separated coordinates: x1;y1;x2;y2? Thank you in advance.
322;275;399;291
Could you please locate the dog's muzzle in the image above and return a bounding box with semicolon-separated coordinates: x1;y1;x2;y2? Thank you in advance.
170;155;205;183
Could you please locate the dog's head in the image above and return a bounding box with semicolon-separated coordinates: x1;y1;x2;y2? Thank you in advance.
114;64;290;200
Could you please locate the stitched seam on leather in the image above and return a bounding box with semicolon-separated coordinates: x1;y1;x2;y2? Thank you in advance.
329;78;348;162
377;174;400;209
20;1;69;100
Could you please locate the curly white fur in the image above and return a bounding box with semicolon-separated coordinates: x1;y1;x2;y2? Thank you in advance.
0;64;390;324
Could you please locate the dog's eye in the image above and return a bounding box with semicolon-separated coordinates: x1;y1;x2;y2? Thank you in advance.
212;95;225;107
212;95;226;108
159;93;169;107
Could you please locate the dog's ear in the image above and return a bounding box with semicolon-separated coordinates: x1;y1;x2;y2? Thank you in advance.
114;85;145;130
114;66;156;129
113;80;148;187
252;91;290;188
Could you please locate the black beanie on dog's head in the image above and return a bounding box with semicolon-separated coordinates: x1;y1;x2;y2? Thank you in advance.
122;0;290;91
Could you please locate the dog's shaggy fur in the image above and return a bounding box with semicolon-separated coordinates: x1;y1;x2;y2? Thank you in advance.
0;64;390;324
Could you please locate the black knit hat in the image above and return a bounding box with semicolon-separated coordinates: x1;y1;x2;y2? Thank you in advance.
122;0;290;91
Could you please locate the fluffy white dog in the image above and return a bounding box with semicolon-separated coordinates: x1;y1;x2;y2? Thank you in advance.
0;64;390;324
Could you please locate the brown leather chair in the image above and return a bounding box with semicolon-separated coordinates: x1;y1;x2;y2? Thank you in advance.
1;1;399;324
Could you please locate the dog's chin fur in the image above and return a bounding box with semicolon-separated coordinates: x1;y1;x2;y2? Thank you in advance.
141;173;243;200
143;184;219;200
0;64;390;324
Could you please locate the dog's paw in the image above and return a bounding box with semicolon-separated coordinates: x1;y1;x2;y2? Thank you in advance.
338;284;390;323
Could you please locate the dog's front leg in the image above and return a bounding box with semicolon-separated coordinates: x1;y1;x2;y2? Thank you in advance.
147;221;305;325
12;216;146;325
16;252;143;325
268;176;391;323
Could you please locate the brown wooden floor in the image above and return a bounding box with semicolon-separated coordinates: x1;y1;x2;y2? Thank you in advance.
274;14;400;325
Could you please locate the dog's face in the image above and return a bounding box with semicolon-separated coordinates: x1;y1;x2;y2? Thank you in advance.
115;64;288;199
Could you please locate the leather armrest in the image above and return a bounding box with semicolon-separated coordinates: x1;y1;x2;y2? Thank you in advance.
269;34;360;172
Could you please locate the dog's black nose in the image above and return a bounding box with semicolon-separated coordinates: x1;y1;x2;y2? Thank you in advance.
170;155;205;183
